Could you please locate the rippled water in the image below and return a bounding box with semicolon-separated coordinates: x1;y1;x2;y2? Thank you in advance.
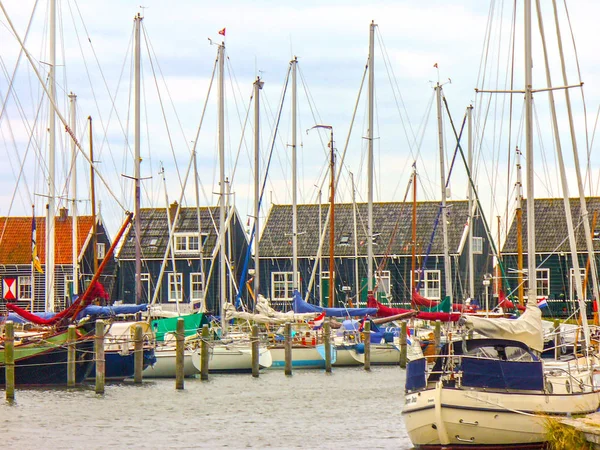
2;366;412;449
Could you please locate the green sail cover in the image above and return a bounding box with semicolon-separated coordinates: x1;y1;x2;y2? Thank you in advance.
151;313;209;342
424;296;451;313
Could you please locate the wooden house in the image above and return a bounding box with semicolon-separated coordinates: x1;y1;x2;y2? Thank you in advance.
0;208;115;313
116;202;249;314
258;200;493;309
500;197;600;316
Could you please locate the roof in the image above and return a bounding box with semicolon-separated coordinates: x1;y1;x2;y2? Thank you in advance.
117;205;240;260
0;215;95;265
259;200;471;258
502;197;600;254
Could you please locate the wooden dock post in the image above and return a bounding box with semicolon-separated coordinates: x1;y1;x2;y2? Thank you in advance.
363;320;371;371
134;325;143;383
200;325;209;380
284;322;292;376
5;321;15;400
175;317;184;390
399;321;408;369
95;320;105;394
67;325;76;387
251;325;259;378
434;320;441;355
324;319;332;373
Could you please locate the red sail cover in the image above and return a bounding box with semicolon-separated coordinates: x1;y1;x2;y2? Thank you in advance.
6;281;109;325
411;289;439;307
367;295;461;322
497;290;526;312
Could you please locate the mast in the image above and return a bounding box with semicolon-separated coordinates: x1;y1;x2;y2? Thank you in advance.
351;173;360;307
328;128;335;308
436;82;452;302
46;0;56;312
467;105;474;299
161;166;180;315
218;42;227;333
291;57;299;293
89;117;98;274
367;20;376;296
134;13;142;305
69;93;78;296
193;149;204;310
411;164;417;294
516;147;524;304
253;76;263;299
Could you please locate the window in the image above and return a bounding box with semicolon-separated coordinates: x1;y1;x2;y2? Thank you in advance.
64;274;74;303
174;232;205;254
97;243;106;260
18;276;32;301
569;268;587;301
339;235;350;246
412;270;441;300
190;273;204;302
594;230;600;240
271;272;298;301
523;268;550;299
375;270;391;296
168;273;183;302
472;236;483;255
141;273;151;301
372;233;381;245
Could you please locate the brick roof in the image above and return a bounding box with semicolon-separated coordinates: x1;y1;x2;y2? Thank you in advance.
502;197;600;254
259;200;470;258
0;215;95;265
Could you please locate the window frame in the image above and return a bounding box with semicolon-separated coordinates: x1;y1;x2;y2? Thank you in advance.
18;275;32;301
271;271;299;301
173;232;206;255
523;268;550;299
97;242;106;260
190;272;205;302
412;269;441;300
472;236;483;255
168;272;183;303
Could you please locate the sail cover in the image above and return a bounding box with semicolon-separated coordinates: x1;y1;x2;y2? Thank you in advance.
367;295;461;322
462;303;544;352
225;296;319;324
293;291;377;318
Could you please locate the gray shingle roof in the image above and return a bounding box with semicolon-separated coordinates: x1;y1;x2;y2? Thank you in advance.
118;205;234;260
259;200;470;258
502;197;600;253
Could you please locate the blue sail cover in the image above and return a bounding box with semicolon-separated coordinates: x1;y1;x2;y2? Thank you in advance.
292;290;377;318
76;304;148;319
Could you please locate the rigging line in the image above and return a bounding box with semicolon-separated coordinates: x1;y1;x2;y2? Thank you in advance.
140;25;182;192
0;1;128;213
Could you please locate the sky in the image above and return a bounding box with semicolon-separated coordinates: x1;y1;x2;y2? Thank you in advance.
1;0;600;247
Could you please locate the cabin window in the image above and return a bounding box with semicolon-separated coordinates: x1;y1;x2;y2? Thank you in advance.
18;276;32;301
412;270;441;300
472;236;483;254
569;268;587;301
271;272;298;301
97;243;106;260
190;273;205;302
523;268;550;299
174;232;205;254
168;273;183;302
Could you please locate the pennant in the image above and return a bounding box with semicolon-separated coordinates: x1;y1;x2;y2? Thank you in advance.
218;27;226;36
433;63;438;68
310;311;326;329
537;297;548;309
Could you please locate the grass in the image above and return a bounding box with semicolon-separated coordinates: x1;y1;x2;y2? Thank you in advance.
544;416;593;450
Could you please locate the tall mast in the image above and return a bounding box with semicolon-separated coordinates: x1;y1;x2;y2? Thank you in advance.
436;82;452;302
351;173;360;306
291;57;299;292
46;0;56;312
367;20;375;296
193;149;204;310
89;117;98;274
218;42;227;333
134;13;142;305
411;164;417;294
516;147;524;304
253;76;263;299
328;128;335;308
467;105;474;299
69;93;78;296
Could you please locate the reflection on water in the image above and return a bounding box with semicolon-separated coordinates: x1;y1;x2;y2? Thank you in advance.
2;366;412;449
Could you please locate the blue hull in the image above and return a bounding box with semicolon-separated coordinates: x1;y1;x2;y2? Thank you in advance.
91;348;156;380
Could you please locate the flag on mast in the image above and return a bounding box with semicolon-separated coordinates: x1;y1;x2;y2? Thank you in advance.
218;27;226;36
32;213;43;274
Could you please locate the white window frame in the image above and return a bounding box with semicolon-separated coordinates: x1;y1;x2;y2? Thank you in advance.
271;271;299;301
173;232;205;255
141;273;151;300
97;242;106;260
190;272;205;302
18;275;32;301
569;268;586;301
472;236;483;255
523;268;550;299
64;274;74;303
412;269;441;300
375;270;391;296
168;273;183;302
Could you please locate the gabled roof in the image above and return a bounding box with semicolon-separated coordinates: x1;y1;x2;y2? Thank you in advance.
0;215;95;265
259;200;471;258
502;197;600;254
118;205;242;260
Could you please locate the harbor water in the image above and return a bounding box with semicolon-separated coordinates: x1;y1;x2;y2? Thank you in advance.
1;366;412;449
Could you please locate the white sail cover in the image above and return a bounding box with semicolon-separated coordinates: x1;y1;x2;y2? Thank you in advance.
224;295;319;324
463;304;544;353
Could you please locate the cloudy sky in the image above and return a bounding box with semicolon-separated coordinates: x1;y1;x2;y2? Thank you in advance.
1;0;600;244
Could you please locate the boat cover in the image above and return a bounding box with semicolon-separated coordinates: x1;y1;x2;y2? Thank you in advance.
224;296;318;324
293;290;377;318
367;295;461;322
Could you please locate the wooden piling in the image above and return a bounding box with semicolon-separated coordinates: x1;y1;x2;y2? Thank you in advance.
5;321;15;400
134;325;143;383
67;325;76;387
200;324;209;380
95;319;105;394
434;320;441;355
399;321;407;369
363;320;371;371
175;317;184;390
284;322;292;376
324;319;332;373
251;325;259;378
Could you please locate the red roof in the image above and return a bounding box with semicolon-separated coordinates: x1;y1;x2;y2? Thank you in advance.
0;215;95;265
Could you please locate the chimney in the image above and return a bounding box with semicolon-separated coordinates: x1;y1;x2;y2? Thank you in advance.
58;207;69;222
169;201;179;225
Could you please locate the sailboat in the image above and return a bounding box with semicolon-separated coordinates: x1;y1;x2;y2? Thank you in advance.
402;1;600;447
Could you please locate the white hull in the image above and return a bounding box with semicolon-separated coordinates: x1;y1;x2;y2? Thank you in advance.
268;346;326;369
143;347;199;378
191;343;273;372
403;381;600;447
333;344;400;366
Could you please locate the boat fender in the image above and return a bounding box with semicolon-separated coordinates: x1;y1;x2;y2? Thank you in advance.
545;379;553;394
565;380;571;393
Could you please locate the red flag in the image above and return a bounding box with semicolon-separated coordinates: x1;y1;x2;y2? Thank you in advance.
433;63;438;68
218;28;226;36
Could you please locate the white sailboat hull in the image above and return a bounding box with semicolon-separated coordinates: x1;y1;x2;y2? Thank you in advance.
143;347;199;378
191;343;273;372
268;345;326;369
